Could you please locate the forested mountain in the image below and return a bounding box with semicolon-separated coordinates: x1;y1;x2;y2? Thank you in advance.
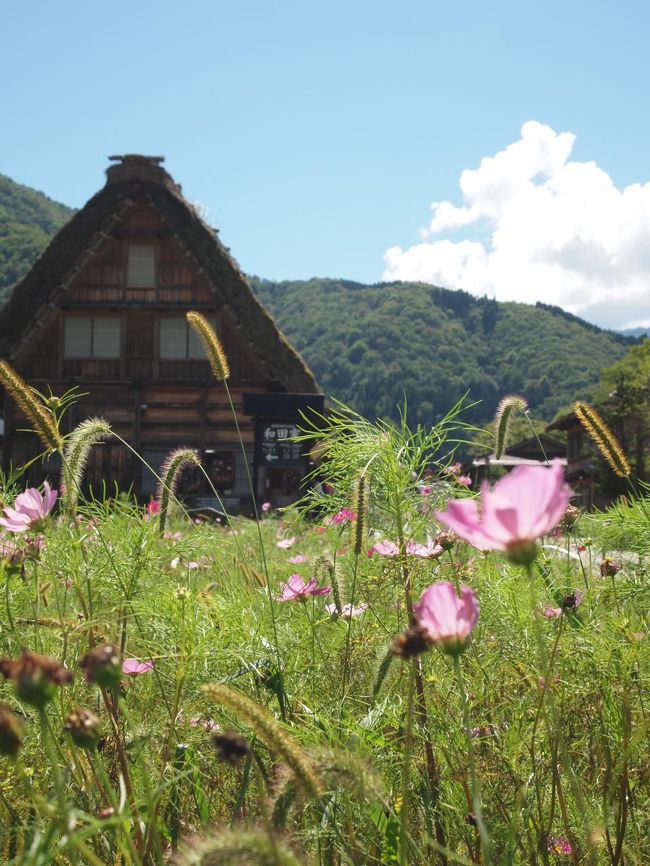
251;277;633;428
0;175;74;302
0;173;635;430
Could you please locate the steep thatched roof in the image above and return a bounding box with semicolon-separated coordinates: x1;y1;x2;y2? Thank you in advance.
0;155;319;394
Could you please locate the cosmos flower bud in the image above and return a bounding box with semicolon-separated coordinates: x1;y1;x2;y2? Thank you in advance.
434;531;457;552
0;704;24;756
0;650;73;708
600;558;621;577
212;731;250;764
391;625;431;659
559;504;581;531
80;644;122;690
64;708;102;750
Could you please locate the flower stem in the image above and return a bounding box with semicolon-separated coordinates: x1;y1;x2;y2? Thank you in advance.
453;655;493;866
398;661;415;866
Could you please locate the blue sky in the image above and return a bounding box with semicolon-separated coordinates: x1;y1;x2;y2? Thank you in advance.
3;1;650;327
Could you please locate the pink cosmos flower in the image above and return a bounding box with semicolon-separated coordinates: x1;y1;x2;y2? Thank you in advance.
261;501;271;513
328;508;356;525
276;536;296;549
122;658;154;676
543;606;562;619
367;540;399;558
0;483;58;533
413;581;479;655
547;836;573;856
419;485;432;496
288;554;308;564
435;461;571;563
457;475;472;487
277;573;331;601
446;462;462;476
406;540;443;559
325;602;368;618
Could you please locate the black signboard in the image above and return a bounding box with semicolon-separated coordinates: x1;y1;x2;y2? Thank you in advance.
257;422;304;466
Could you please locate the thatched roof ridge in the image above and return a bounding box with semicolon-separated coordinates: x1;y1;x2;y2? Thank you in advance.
0;160;319;394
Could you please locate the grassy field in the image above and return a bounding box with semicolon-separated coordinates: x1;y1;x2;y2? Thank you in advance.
0;402;648;866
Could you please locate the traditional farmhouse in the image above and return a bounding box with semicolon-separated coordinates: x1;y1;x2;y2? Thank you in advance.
0;155;322;510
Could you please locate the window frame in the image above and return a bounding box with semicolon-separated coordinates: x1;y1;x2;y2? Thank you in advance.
63;316;121;360
126;244;157;289
158;316;217;361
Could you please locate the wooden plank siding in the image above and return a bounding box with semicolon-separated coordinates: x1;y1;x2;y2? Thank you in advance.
0;158;321;508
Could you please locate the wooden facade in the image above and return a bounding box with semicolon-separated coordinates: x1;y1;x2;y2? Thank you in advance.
0;156;322;510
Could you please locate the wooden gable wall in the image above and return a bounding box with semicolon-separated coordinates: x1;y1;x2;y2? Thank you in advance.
3;197;291;501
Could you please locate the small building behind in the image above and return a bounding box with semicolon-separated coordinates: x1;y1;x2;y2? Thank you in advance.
472;434;566;484
0;155;323;510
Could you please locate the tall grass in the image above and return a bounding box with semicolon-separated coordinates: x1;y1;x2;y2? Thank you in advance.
0;402;647;866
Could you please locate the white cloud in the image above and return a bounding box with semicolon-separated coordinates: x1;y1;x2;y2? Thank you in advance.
383;121;650;329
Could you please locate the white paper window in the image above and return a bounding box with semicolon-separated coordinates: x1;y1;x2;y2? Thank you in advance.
160;318;188;359
64;317;92;358
93;318;121;358
64;317;120;359
127;245;156;288
160;317;217;359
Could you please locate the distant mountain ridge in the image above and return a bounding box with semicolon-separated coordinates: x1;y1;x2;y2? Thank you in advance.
0;174;75;302
0;172;636;429
250;277;633;428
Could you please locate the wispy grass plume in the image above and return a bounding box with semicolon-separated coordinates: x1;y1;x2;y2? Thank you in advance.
61;417;112;511
574;401;631;478
177;828;302;866
186;311;230;381
203;683;323;799
157;448;201;535
351;472;369;556
0;360;62;452
494;394;528;459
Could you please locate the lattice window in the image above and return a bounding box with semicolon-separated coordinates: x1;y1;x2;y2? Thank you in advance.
159;317;217;360
127;245;156;288
64;317;121;358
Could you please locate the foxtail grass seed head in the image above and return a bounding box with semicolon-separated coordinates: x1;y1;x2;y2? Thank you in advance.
157;448;201;535
61;417;112;511
203;683;323;799
0;360;62;452
351;473;369;556
0;650;73;708
176;829;303;866
574;401;631;478
0;704;24;757
494;394;528;459
186;311;230;381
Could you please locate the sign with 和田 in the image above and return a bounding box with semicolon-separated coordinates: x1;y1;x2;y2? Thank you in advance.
258;423;303;465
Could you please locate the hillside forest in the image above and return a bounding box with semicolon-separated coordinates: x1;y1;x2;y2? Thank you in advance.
0;173;640;433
